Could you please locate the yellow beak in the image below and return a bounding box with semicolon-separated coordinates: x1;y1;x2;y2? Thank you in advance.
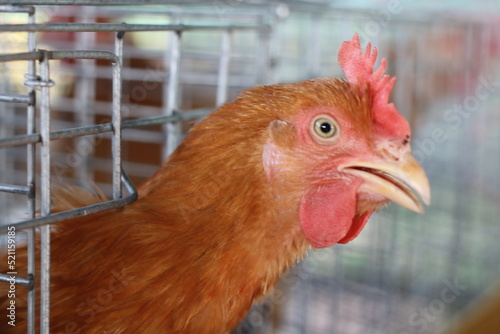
341;155;431;213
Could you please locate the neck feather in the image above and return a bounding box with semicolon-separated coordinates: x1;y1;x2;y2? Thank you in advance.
134;105;310;331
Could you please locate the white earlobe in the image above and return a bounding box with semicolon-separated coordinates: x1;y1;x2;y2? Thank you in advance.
262;141;282;180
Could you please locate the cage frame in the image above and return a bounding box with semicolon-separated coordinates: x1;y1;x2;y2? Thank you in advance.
0;4;272;333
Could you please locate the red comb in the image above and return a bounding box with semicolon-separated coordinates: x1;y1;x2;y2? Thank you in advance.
338;34;410;138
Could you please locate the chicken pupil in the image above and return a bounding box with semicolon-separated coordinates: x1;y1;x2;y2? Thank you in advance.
320;122;332;133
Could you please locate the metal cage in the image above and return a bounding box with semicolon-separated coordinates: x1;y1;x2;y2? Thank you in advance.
1;1;500;334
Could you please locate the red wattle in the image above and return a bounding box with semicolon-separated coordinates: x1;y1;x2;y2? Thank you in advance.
338;211;373;244
299;181;361;248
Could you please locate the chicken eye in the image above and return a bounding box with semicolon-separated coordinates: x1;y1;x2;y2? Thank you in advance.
311;115;339;143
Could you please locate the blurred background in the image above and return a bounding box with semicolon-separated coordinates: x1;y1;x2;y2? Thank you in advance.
1;1;500;333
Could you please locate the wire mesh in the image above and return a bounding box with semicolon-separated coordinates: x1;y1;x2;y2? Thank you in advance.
0;1;499;334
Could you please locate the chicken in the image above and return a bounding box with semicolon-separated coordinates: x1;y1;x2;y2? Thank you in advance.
0;34;430;333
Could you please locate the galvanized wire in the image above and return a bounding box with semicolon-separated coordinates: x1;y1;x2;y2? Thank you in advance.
0;22;268;32
0;109;211;149
0;170;138;233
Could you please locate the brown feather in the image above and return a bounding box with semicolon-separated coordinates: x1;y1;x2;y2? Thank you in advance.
0;77;371;333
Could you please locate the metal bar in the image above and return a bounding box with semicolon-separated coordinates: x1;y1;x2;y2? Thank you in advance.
49;124;111;139
113;31;124;199
0;274;34;287
38;50;51;334
332;246;345;334
0;183;31;195
0;133;39;148
122;109;210;127
267;7;284;83
74;8;98;185
0;93;32;103
256;26;272;84
463;23;475;94
0;51;43;62
306;12;321;78
0;109;211;149
216;29;232;107
0;5;34;13
0;22;267;33
0;0;257;5
26;8;37;333
0;50;119;63
479;23;492;77
164;30;182;158
0;171;138;233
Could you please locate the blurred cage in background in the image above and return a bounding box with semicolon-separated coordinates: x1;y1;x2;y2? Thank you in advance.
0;1;500;333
